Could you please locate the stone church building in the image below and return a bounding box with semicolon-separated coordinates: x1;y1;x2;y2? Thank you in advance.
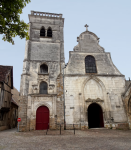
19;11;129;131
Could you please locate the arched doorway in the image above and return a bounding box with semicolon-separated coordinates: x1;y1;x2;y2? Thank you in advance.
36;106;49;130
88;103;104;128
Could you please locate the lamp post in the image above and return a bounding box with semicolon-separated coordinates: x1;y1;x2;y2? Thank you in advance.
63;64;67;130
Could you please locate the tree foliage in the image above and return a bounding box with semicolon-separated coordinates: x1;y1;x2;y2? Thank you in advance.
0;0;30;44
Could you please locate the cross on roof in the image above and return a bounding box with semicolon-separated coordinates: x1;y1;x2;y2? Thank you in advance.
84;24;89;31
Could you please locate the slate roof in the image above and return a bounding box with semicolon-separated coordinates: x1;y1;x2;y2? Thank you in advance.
0;65;13;88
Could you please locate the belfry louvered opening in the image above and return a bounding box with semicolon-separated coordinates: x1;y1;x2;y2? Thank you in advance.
40;82;48;94
85;55;97;73
40;27;45;36
47;27;52;37
40;64;48;74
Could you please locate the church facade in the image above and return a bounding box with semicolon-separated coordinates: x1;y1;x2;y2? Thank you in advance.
19;11;129;131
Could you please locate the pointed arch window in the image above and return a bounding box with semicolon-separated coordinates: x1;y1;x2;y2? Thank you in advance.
85;55;97;73
40;64;48;74
47;27;52;37
40;81;48;94
40;27;45;37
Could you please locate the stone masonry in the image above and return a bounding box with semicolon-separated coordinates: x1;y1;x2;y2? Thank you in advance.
64;26;128;129
19;11;65;131
123;80;131;129
19;11;129;131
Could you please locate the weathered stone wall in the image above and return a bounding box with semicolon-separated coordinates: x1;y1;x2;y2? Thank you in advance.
26;95;57;130
18;96;27;131
19;11;129;131
64;76;127;126
19;11;65;131
67;52;121;75
64;29;128;129
67;31;122;76
123;82;131;129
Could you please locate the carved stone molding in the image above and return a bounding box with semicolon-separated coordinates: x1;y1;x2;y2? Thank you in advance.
85;98;104;103
32;85;38;90
49;84;55;90
37;75;49;82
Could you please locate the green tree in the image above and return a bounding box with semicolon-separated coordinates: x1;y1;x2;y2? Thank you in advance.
0;0;30;45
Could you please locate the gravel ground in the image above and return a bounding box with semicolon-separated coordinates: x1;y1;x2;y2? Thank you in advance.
0;128;131;150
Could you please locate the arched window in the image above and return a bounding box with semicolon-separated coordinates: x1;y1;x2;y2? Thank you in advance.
40;82;48;94
47;27;52;37
85;55;97;73
40;64;48;74
40;27;45;36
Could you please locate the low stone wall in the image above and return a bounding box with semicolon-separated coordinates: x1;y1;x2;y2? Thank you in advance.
0;126;8;131
116;123;129;130
105;123;129;130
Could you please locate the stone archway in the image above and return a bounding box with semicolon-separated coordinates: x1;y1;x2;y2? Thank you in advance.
88;103;104;128
36;106;49;130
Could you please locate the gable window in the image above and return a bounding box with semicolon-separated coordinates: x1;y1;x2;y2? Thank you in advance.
40;64;48;74
40;27;45;37
47;27;52;37
40;81;47;94
85;55;97;73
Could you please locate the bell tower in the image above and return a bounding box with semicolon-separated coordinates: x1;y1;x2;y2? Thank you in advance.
19;11;65;131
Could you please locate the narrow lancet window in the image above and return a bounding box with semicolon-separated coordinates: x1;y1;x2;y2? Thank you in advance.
40;27;45;36
40;64;48;74
47;27;52;37
85;55;97;73
40;82;48;94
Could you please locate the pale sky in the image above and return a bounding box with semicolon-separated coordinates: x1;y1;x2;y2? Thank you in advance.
0;0;131;91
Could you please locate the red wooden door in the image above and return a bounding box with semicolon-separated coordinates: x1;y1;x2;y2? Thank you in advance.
36;106;49;130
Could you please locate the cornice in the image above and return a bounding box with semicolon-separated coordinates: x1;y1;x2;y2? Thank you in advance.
28;94;57;97
64;74;125;77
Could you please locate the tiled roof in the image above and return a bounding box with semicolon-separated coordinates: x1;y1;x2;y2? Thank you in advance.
0;65;13;88
11;98;19;107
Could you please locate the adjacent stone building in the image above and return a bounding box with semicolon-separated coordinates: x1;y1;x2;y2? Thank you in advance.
19;11;129;131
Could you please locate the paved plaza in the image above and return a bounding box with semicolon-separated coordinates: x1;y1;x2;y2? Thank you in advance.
0;128;131;150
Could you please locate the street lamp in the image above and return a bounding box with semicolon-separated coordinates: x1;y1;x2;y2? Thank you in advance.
63;63;67;130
